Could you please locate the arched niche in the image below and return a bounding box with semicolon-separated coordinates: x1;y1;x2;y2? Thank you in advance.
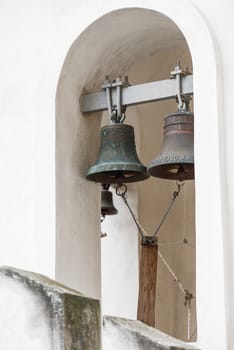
56;3;227;349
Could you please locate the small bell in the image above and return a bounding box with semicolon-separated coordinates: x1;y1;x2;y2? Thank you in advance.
101;185;118;217
86;124;149;184
147;110;194;181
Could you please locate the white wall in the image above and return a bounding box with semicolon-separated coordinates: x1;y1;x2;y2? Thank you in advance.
0;1;233;349
101;184;139;319
193;2;234;347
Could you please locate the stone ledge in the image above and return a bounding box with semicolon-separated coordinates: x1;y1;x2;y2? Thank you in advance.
0;266;101;350
103;315;201;350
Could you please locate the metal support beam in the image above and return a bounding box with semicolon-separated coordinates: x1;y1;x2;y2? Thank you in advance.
80;75;193;113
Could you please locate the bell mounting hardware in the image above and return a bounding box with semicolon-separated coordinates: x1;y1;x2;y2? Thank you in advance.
81;66;193;114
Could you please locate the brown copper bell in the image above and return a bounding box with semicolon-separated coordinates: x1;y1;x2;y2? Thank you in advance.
101;185;118;217
86;124;149;184
147;110;194;181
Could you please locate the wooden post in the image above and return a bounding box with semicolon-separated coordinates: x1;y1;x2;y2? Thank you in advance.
137;237;158;327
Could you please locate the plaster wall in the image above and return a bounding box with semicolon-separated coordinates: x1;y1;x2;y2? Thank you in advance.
0;1;233;349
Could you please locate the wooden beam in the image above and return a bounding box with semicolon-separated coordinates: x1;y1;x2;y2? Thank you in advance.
137;241;158;327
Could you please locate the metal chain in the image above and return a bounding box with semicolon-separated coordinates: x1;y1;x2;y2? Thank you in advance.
152;181;184;237
116;181;184;239
116;184;147;238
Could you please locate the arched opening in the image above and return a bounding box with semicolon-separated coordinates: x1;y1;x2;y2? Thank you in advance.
56;4;226;349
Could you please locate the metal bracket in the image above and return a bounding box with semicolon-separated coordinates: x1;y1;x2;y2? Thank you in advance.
80;67;193;114
170;63;192;110
141;236;158;246
101;76;129;123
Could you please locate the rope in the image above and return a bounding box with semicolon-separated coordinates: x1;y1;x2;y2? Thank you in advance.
158;238;194;247
187;305;191;341
158;250;194;341
158;250;186;295
158;239;185;245
188;327;197;342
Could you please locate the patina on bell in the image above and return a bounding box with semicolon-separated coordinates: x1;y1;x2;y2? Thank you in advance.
101;187;118;216
86;124;149;184
147;110;194;181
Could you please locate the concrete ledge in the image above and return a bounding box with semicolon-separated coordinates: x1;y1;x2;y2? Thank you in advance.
0;266;101;350
103;315;200;350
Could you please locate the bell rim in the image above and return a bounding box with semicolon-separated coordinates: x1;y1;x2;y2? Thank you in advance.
101;207;118;215
147;163;194;180
87;165;149;184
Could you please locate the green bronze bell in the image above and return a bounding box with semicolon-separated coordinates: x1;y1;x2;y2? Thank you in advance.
86;124;149;184
147;111;194;181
